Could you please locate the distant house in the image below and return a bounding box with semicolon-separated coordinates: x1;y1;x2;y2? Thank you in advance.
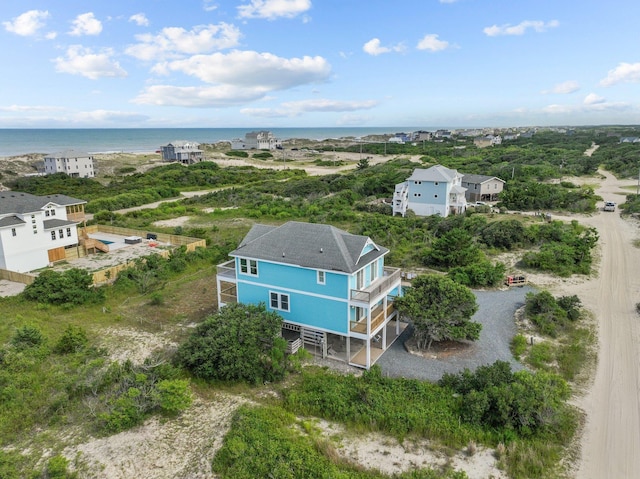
620;137;640;143
393;165;467;217
160;141;203;164
44;150;95;178
231;131;282;150
0;191;86;273
461;174;505;202
216;221;404;369
473;135;502;148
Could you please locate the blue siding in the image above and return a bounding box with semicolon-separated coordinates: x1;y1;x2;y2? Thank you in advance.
411;181;448;206
237;281;349;333
240;259;348;298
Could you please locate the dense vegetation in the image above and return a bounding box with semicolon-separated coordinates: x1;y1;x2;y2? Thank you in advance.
176;303;298;384
0;126;619;477
394;275;480;350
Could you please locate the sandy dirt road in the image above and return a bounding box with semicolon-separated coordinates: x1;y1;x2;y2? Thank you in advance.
554;171;640;478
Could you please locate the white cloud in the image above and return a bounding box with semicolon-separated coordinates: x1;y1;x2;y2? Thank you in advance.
203;1;218;12
134;51;331;108
0;104;64;113
69;12;103;36
3;10;49;36
238;0;312;20
129;13;149;27
159;50;331;89
74;110;150;123
542;80;580;94
363;38;405;56
126;23;241;61
542;99;629;114
133;84;267;107
483;20;559;37
241;99;376;118
53;45;127;79
599;62;640;87
584;93;605;105
416;34;450;52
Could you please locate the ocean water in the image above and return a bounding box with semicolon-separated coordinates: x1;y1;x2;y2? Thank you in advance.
0;127;433;157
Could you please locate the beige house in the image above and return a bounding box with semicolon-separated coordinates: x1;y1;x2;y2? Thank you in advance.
461;174;505;202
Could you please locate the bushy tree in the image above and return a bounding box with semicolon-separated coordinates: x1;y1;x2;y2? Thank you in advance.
480;219;526;249
440;361;571;436
22;268;104;305
426;228;482;268
54;325;88;354
448;261;506;287
525;290;582;337
395;274;480;350
11;325;45;351
176;303;289;384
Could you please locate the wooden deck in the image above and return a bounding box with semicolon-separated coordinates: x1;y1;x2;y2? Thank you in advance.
349;320;408;368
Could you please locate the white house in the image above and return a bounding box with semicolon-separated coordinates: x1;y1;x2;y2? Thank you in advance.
160;141;203;164
231;131;282;150
44;150;95;178
0;191;86;273
393;165;467;217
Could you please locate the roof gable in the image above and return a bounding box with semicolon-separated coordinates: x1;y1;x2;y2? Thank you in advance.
408;165;459;183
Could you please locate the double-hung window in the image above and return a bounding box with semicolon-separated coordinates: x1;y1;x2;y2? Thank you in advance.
239;258;258;276
317;270;325;285
270;292;290;312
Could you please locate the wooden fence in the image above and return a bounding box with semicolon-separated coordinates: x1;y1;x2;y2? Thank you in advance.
90;250;171;285
78;224;206;285
0;269;35;285
80;225;206;252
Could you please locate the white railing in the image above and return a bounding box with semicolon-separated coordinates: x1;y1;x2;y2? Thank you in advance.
350;267;401;303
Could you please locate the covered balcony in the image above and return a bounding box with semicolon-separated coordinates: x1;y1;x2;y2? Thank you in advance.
350;266;401;303
349;301;396;334
216;260;238;307
217;259;237;281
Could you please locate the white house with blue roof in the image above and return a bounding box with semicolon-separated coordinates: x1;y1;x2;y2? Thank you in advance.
216;221;404;369
392;165;467;217
0;191;86;273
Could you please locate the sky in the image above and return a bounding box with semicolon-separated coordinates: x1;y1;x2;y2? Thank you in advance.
1;0;639;129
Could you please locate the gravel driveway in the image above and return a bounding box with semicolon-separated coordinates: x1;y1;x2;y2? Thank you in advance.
377;286;534;381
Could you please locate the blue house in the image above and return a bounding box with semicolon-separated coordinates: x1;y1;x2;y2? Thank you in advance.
392;165;467;217
216;221;404;369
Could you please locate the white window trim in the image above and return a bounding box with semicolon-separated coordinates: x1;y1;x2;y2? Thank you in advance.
270;291;290;312
239;258;258;276
317;270;326;285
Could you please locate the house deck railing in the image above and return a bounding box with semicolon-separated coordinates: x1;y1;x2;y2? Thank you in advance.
217;260;237;280
350;267;401;303
350;301;395;334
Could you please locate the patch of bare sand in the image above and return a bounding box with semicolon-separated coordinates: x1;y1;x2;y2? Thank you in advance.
66;395;247;479
316;420;507;479
99;327;177;364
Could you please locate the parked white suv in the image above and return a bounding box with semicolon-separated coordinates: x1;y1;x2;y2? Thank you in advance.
603;201;616;212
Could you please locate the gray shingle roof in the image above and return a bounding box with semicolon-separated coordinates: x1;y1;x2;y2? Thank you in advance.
43;218;78;229
462;174;505;184
408;165;459;183
0;215;25;228
0;191;86;215
231;221;388;273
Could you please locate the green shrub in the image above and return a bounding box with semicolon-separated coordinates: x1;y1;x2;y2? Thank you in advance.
54;325;88;354
46;454;74;479
11;325;45;350
510;334;527;359
23;268;105;306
